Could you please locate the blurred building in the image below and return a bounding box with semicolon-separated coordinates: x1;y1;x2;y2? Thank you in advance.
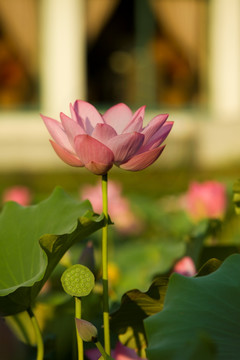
0;0;240;171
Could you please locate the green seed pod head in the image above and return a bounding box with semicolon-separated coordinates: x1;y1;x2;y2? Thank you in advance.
61;264;95;297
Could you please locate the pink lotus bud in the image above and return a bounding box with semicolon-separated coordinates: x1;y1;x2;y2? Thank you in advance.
173;256;196;277
2;186;31;206
75;318;98;342
184;181;227;221
41;101;173;175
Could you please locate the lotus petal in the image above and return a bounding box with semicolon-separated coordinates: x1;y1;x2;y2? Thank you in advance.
85;161;113;175
41;114;72;152
103;103;133;134
60;113;85;147
73;100;104;134
91;123;117;143
141;114;169;146
107;132;144;164
74;135;114;173
120;146;165;171
123;105;145;133
142;121;174;151
70;102;83;126
50;140;84;167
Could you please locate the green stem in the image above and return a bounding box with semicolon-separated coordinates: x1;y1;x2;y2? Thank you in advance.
95;340;114;360
101;173;111;355
28;308;44;360
75;297;84;360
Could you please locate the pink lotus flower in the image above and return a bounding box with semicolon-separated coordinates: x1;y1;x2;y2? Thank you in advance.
86;341;146;360
173;256;196;277
41;101;173;175
81;180;141;234
183;181;227;221
2;186;31;206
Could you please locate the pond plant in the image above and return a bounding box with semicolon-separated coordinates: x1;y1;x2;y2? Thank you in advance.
41;100;172;359
1;101;240;360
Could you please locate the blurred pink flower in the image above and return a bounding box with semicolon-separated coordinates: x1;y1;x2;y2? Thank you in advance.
173;256;196;277
183;181;227;221
2;186;31;206
41;100;173;175
81;180;141;234
86;341;146;360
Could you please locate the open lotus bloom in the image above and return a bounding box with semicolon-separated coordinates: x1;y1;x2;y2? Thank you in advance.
41;101;173;175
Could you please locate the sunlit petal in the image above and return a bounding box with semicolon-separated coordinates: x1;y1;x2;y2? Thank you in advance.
120;146;165;171
103;103;132;134
141;114;169;146
91;123;117;143
107;132;144;164
123;105;145;133
41;114;73;152
73;100;104;134
50;140;84;167
74;134;114;174
85;161;113;175
142;121;173;151
60;113;85;147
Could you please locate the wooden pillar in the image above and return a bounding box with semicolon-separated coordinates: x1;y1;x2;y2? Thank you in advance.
209;0;240;120
39;0;86;116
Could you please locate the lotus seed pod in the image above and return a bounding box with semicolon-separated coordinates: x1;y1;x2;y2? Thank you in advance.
61;264;95;297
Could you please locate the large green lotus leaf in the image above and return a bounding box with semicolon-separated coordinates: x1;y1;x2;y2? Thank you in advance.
145;254;240;360
110;258;220;357
110;276;169;357
0;187;105;316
